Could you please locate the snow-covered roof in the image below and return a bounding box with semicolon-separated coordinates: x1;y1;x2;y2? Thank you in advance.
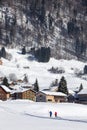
21;83;33;88
11;87;35;94
78;89;87;95
68;89;75;95
41;91;67;97
0;85;11;93
10;83;33;89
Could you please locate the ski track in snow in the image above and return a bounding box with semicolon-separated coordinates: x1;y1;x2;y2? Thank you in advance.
24;112;87;124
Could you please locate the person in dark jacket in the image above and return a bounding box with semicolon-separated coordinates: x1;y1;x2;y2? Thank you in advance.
49;111;52;117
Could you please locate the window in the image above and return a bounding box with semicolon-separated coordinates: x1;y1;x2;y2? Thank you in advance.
48;99;52;102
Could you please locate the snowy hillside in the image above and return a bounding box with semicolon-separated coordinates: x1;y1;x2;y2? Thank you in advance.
0;48;87;91
0;100;87;130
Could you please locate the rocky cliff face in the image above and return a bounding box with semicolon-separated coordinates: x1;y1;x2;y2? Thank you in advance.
0;0;87;60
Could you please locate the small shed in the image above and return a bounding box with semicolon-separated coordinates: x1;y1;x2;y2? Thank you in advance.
67;89;75;102
77;89;87;104
0;85;11;100
36;91;67;103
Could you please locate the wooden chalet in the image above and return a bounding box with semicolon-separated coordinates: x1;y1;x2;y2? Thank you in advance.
11;88;36;101
36;91;67;103
0;85;11;100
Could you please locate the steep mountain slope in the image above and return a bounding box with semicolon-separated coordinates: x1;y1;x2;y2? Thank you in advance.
0;0;87;60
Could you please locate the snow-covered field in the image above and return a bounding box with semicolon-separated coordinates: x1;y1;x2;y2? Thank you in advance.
0;100;87;130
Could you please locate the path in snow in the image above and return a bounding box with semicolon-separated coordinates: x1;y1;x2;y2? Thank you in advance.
24;112;87;124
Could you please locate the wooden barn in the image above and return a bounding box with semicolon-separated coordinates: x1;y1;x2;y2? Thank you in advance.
0;85;11;100
11;88;36;101
36;91;67;103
